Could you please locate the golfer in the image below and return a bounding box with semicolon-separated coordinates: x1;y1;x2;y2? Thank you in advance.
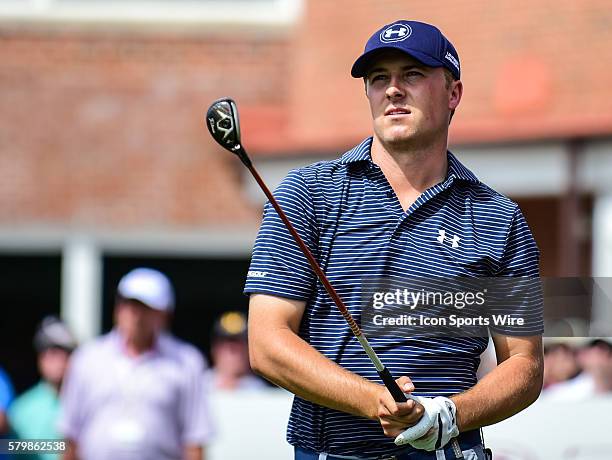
245;20;543;460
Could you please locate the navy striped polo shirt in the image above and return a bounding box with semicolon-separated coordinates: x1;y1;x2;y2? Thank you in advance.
244;137;542;457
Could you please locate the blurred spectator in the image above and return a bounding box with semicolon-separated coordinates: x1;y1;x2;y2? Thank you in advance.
543;338;612;400
0;366;15;460
210;311;266;391
0;366;15;434
59;268;213;460
8;316;76;460
578;339;612;393
542;342;580;389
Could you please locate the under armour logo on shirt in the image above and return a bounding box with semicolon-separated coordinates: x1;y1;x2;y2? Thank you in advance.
437;229;460;248
380;23;412;43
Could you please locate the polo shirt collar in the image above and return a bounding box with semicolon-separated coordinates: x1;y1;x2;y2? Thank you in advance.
446;150;479;184
340;137;480;184
110;328;162;359
339;137;373;164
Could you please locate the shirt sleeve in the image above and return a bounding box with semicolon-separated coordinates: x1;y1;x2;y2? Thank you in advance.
0;367;14;411
244;168;319;300
180;349;214;445
489;206;544;336
57;348;86;441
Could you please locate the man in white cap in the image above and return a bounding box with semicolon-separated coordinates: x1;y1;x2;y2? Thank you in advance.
60;268;214;460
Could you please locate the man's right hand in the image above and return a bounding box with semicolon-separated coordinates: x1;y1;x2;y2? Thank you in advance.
376;376;426;437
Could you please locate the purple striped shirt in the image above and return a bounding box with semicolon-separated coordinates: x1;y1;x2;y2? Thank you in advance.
59;329;214;460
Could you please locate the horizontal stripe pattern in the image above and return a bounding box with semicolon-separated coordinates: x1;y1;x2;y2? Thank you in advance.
244;137;542;456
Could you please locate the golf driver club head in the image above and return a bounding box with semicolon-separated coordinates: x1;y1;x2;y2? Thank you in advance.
206;97;251;166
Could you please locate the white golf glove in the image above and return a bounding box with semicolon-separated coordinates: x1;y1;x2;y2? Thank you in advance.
394;395;459;451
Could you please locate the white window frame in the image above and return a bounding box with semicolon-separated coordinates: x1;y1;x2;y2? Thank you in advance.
0;0;303;26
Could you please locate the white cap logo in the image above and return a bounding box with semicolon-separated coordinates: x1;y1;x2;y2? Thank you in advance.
380;23;412;43
444;51;460;71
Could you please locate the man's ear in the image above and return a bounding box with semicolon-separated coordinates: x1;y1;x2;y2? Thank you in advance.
449;79;463;111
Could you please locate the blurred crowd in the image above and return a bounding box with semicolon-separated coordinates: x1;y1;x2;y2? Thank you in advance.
2;268;612;460
0;268;265;460
541;338;612;400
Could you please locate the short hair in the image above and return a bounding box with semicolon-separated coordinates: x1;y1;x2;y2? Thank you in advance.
443;68;457;124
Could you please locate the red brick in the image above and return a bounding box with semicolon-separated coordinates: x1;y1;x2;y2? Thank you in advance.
1;0;611;228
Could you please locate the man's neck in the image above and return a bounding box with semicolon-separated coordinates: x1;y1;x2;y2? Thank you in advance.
593;370;612;393
122;335;156;358
370;136;448;210
214;371;245;390
43;379;61;395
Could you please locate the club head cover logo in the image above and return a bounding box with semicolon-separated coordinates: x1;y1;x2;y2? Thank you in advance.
209;108;234;142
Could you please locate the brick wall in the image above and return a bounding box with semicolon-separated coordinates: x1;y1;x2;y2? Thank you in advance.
0;28;289;228
1;0;611;228
287;0;612;151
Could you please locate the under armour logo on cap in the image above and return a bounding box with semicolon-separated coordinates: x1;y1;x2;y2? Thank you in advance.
351;20;461;80
437;229;460;248
380;23;412;43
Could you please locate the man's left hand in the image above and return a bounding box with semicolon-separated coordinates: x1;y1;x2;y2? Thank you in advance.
394;395;459;451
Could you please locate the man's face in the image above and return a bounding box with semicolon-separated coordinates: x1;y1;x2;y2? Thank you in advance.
115;299;166;346
38;347;71;388
364;50;462;150
211;337;250;375
578;342;612;376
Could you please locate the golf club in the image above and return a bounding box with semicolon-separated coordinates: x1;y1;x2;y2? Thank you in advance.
205;96;407;403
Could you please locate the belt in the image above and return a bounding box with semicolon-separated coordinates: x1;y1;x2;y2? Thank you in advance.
294;430;482;460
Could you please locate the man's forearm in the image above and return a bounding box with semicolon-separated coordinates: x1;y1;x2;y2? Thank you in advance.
250;326;381;420
0;412;9;434
451;351;543;432
183;445;203;460
62;440;79;460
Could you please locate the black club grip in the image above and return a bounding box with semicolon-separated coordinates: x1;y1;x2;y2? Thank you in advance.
378;367;408;402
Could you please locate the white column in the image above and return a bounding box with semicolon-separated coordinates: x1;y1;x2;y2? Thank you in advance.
61;237;102;343
592;195;612;336
593;195;612;276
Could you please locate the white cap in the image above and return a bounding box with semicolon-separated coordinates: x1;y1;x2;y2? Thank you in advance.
117;268;175;312
34;316;77;352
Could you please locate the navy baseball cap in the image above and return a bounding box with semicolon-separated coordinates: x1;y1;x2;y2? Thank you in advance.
351;20;460;80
